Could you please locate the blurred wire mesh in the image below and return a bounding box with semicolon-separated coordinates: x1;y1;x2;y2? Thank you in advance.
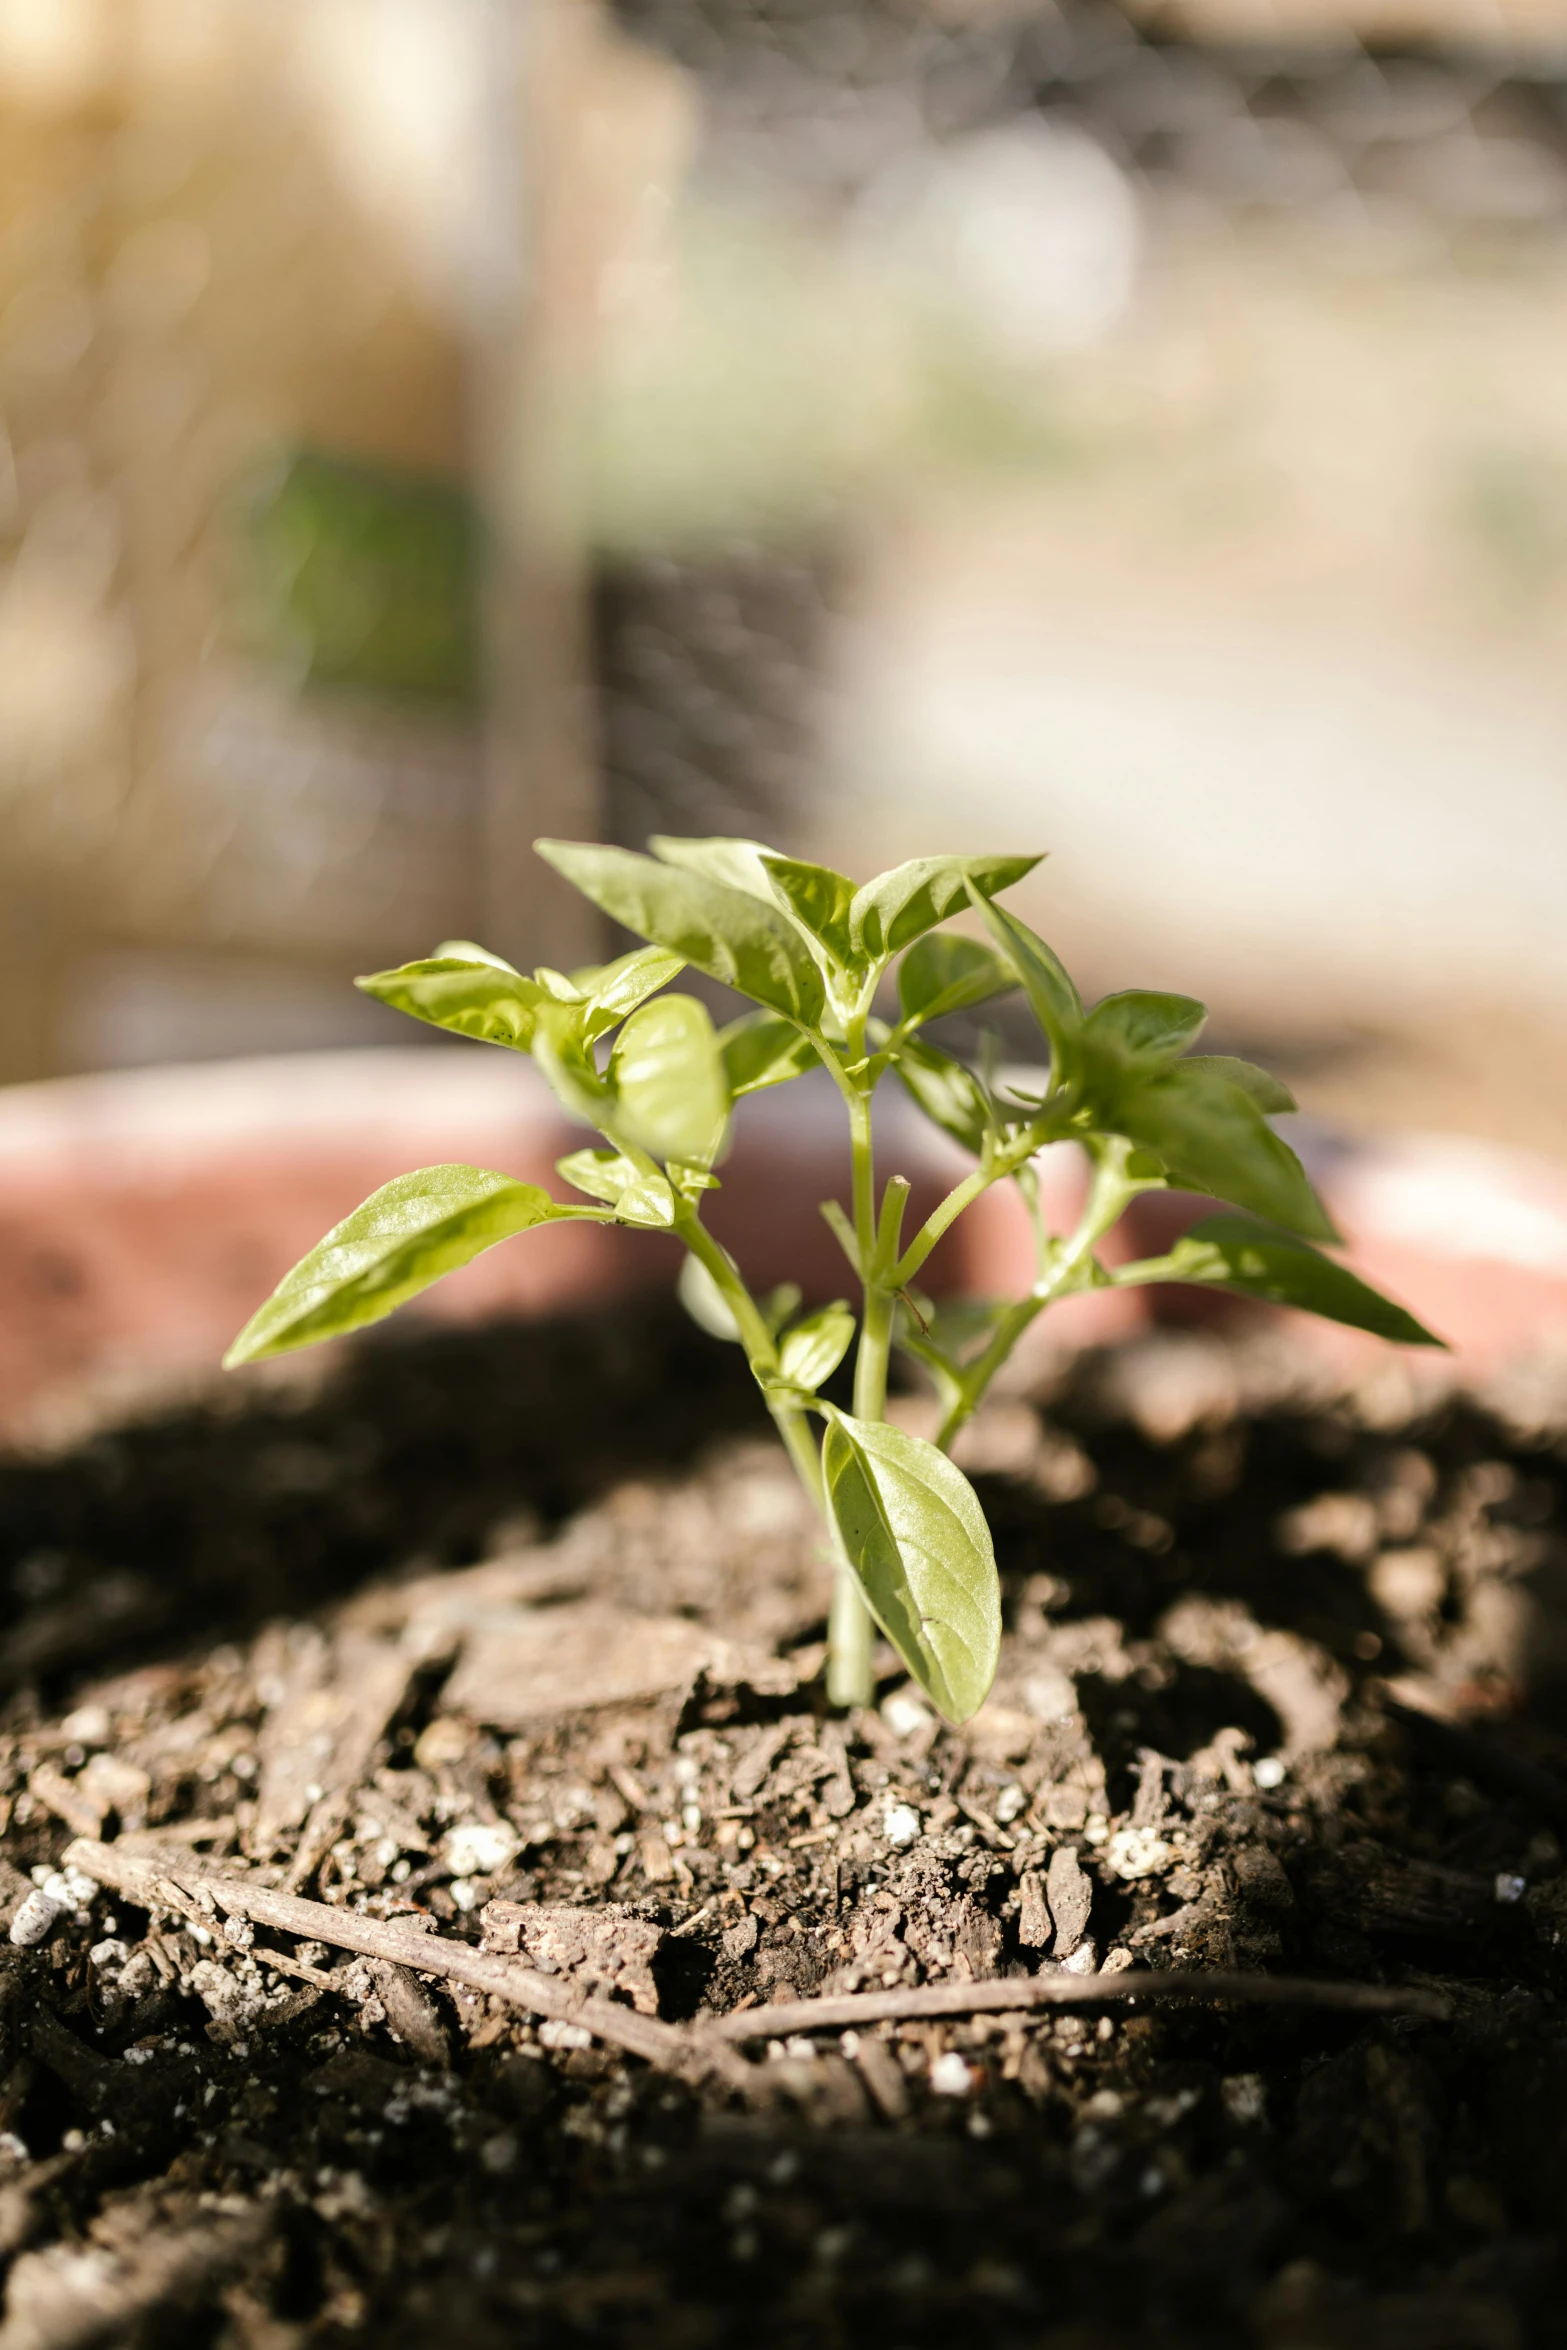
1;0;1565;1143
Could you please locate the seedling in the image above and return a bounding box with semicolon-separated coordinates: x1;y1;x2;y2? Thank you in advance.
226;836;1441;1720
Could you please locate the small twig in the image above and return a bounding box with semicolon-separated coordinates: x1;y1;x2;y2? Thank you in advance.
258;1947;340;1991
669;1904;714;1938
64;1840;754;2094
710;1968;1454;2041
954;1794;1016;1850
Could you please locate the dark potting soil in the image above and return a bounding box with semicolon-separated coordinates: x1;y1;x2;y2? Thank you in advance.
0;1301;1565;2349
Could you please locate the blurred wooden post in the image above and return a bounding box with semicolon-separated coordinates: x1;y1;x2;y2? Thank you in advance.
471;0;693;971
472;0;600;974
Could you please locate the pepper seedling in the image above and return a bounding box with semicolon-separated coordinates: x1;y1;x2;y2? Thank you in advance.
225;834;1442;1721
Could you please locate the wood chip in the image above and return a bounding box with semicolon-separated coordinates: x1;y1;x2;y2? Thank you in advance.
361;1959;451;2067
340;1545;589;1638
26;1764;104;1841
116;1819;240;1855
1017;1869;1052;1949
480;1901;663;2015
639;1831;676;1883
442;1602;793;1730
730;1723;794;1803
852;2035;911;2120
816;1725;857;1820
75;1753;151;1830
250;1632;418;1889
1046;1845;1094;1958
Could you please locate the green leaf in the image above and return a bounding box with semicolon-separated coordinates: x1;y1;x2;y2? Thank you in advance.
556;1146;640;1204
820;1408;1001;1722
433;939;519;971
893;1034;994;1157
897;933;1017;1027
224;1167;601;1364
1084;989;1207;1068
970;892;1082;1079
556;1147;675;1228
649;834;781;901
613;1174;680;1228
1181;1055;1297;1115
1123;1214;1444;1347
676;1253;800;1347
608;993;730;1168
776;1301;855;1393
759;854;857;965
719;1010;820;1095
570;945;686;1038
530;966;586;1003
1111;1061;1335;1241
677;1252;742;1341
355;956;550;1051
536;840;824;1025
531;1003;616;1130
851;853;1040;961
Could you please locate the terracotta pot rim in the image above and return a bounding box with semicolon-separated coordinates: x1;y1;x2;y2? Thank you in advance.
0;1050;1564;1447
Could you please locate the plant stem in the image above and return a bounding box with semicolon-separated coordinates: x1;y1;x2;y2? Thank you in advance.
833;1276;894;1696
674;1209;775;1361
933;1139;1140;1451
847;1083;876;1266
826;1048;885;1710
825;1556;876;1709
893;1109;1064;1290
853;1276;893;1413
934;1293;1044;1452
674;1206;824;1515
674;1190;872;1703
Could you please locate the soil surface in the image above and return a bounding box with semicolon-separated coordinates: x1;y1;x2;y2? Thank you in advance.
1;1303;1566;2349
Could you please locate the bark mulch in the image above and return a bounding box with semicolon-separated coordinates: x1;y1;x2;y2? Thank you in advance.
0;1299;1565;2349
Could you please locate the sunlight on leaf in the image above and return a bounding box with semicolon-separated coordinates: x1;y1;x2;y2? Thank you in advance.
821;1407;1000;1721
225;1168;602;1364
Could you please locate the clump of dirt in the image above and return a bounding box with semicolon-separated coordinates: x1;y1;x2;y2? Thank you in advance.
0;1304;1565;2349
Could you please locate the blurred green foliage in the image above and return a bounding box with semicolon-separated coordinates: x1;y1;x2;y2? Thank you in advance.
245;450;479;705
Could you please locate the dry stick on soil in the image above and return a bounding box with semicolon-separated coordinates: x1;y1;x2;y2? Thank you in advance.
63;1840;755;2095
710;1971;1454;2042
68;1838;1451;2090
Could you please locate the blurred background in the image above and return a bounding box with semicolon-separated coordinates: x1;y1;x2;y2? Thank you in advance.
2;0;1566;1152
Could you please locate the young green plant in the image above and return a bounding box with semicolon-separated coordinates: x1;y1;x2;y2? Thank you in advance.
225;834;1442;1721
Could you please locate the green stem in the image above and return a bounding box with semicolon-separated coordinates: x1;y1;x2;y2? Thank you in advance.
932;1140;1141;1452
674;1208;776;1363
674;1205;824;1514
854;1282;895;1420
847;1079;876;1264
826;1038;886;1711
894;1164;991;1287
826;1554;876;1709
933;1294;1044;1452
892;1109;1064;1291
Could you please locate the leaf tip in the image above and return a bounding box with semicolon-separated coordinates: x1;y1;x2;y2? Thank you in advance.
1406;1317;1451;1351
532;836;583;873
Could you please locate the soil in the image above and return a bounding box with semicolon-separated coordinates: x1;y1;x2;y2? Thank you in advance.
1;1301;1566;2349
